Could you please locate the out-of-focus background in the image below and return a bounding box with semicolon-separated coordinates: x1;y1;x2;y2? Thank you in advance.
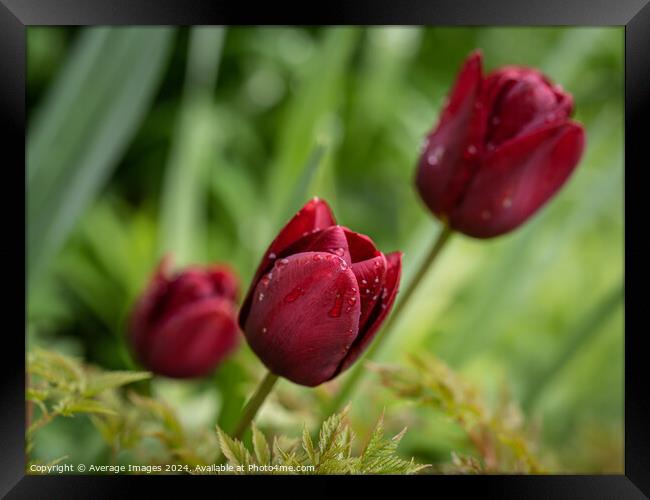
27;27;623;473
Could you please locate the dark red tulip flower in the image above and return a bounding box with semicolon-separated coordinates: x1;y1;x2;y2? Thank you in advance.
129;256;240;378
239;198;402;387
416;50;586;238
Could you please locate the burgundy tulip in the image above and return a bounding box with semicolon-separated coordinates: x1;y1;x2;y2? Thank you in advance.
129;256;240;378
416;50;586;238
239;198;402;387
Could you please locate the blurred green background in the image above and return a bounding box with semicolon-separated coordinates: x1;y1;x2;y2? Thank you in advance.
26;26;623;473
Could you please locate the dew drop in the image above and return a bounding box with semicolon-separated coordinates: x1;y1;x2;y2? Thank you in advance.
474;101;483;109
427;145;444;166
491;116;500;125
466;144;477;155
284;286;304;303
372;295;378;301
481;210;492;220
276;258;289;268
268;252;276;260
366;289;371;295
420;137;430;152
374;277;380;284
545;113;556;123
348;296;357;305
351;288;357;293
329;293;344;318
332;247;345;257
260;276;271;287
339;259;348;271
258;292;265;302
502;197;513;208
262;327;267;333
361;279;367;285
313;254;323;262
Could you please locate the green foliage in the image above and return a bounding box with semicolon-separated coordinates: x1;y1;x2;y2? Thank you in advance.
27;349;151;452
372;355;543;473
214;407;428;475
27;27;174;291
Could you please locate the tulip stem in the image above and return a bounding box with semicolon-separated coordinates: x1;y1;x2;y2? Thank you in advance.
325;224;453;415
232;371;279;440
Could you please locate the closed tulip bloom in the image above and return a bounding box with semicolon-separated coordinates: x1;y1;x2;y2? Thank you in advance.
239;198;402;387
129;256;240;378
416;50;586;238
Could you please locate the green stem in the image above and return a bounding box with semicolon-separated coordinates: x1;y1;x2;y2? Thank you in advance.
325;224;454;414
232;371;279;440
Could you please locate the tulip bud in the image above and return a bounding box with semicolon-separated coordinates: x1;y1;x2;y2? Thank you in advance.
239;198;402;387
416;50;586;238
129;256;240;378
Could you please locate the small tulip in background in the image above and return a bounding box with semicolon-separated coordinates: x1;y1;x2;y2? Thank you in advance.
239;198;402;387
416;50;585;238
129;256;240;378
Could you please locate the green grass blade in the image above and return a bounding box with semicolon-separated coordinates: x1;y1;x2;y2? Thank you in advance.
27;27;174;291
158;27;226;265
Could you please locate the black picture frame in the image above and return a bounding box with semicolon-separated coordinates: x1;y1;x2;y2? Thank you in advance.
3;0;648;497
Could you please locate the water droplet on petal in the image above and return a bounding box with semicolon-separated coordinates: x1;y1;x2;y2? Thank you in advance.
268;252;276;260
276;258;289;269
374;277;379;284
427;145;445;166
361;279;367;285
313;254;323;262
545;112;556;123
366;289;371;295
481;210;492;220
466;144;477;155
258;293;265;302
348;296;357;305
284;286;304;303
491;116;500;125
474;101;483;109
262;327;267;333
329;293;344;318
502;197;513;208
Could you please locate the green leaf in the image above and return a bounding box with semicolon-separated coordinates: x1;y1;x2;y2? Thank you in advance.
83;371;151;397
251;423;271;466
216;426;254;472
56;398;117;417
302;424;317;464
27;27;174;291
158;27;225;264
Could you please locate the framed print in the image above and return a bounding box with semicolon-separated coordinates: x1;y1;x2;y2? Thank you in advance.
2;0;649;497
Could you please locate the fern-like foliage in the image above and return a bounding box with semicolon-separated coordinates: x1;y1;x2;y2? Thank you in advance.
27;348;151;442
370;354;544;473
213;406;429;475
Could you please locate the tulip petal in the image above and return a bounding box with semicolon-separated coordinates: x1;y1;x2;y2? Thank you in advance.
244;252;360;387
337;251;402;374
343;228;381;263
450;121;585;238
416;51;483;215
207;265;240;302
261;197;336;269
145;298;239;378
281;225;352;265
129;256;173;358
351;254;387;332
239;198;337;329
